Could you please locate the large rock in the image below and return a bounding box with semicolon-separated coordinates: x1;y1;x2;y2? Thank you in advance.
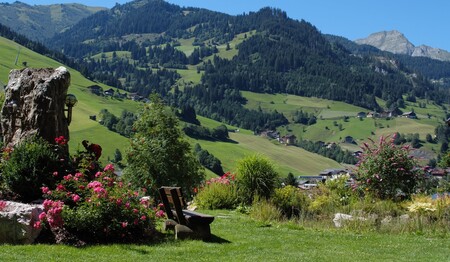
0;67;71;147
0;201;43;244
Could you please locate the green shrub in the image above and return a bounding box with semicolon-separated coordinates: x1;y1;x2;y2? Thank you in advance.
236;154;279;203
195;172;239;209
250;198;282;224
1;136;60;202
272;185;310;218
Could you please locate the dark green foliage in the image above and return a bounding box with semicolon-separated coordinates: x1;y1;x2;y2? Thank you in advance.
123;95;204;197
212;124;229;140
114;149;122;163
0;137;59;202
293;110;316;125
236;154;279;203
297;140;357;164
283;172;298;187
99;109;136;137
194;144;224;175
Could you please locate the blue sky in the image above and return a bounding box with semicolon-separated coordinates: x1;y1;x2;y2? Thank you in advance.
5;0;450;51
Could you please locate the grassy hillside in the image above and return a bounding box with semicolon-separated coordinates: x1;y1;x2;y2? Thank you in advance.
0;36;343;176
242;90;446;159
194;116;342;177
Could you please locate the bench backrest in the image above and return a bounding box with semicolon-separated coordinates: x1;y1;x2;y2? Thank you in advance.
158;186;187;225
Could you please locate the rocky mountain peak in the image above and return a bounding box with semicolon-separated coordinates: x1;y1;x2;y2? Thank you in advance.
355;30;450;62
355;30;415;55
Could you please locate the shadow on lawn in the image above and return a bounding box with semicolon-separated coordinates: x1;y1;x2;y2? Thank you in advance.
204;234;231;244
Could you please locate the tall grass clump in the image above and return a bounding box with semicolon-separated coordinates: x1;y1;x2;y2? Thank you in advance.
250;198;282;225
236;154;279;204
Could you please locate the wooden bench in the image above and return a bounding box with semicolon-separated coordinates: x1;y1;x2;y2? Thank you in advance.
158;186;214;239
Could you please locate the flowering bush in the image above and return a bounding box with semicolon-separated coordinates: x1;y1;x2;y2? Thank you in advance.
355;135;423;200
194;172;239;209
38;162;157;244
0;200;7;211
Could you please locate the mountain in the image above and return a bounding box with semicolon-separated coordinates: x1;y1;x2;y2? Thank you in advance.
327;34;450;81
355;30;450;62
0;1;106;42
45;0;446;131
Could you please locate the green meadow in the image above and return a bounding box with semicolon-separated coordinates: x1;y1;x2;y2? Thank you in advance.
1;210;449;262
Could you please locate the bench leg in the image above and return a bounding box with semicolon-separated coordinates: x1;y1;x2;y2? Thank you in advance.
191;224;211;240
175;224;194;240
163;219;178;232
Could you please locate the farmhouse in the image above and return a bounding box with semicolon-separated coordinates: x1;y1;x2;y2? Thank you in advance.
281;134;296;145
104;88;115;97
402;111;417;119
88;85;103;96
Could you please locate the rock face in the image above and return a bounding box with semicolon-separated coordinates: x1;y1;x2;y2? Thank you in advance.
355;30;450;62
0;201;43;244
0;67;71;147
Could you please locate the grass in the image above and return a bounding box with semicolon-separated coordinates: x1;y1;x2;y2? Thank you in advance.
1;210;449;261
191;116;342;177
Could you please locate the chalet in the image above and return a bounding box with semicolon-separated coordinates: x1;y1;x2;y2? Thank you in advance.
343;136;356;144
319;168;350;177
129;93;143;101
281;134;296;145
356;112;367;118
88;85;103;96
402;111;417;119
260;130;280;140
367;112;380;118
104;88;115;97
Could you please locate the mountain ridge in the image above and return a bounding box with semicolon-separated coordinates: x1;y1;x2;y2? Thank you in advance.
355;30;450;61
0;1;106;42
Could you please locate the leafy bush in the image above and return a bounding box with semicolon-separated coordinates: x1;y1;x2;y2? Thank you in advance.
0;136;61;202
272;185;310;218
236;154;279;203
194;172;239;209
355;135;423;200
39;164;157;244
123;95;204;197
250;198;282;224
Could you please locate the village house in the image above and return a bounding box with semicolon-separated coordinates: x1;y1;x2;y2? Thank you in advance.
104;88;115;97
87;85;103;96
402;111;417;119
281;134;297;145
356;112;367;118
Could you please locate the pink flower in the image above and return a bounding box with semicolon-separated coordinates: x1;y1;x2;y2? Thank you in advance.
53;171;58;177
56;184;66;191
117;199;123;206
125;202;130;209
104;164;115;172
38;212;46;221
88;181;102;188
95;171;102;178
132;208;138;214
72;194;81;202
41;187;50;194
121;222;128;228
156;210;165;218
33;221;41;229
140;215;147;221
75;172;83;178
63;174;73;181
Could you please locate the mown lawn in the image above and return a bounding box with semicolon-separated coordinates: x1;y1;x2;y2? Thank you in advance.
1;210;449;261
